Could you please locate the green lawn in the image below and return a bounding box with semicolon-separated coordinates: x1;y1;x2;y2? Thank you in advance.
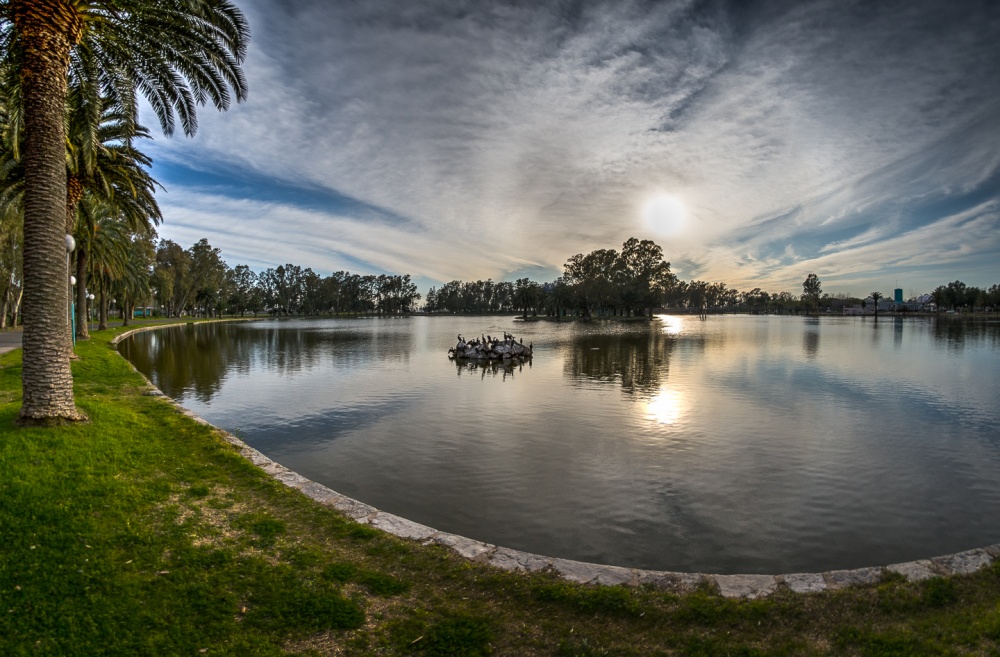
1;324;999;656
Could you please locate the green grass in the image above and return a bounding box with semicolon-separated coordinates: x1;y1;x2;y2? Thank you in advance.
1;324;999;655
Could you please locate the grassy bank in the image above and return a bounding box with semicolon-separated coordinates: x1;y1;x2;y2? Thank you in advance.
2;324;999;656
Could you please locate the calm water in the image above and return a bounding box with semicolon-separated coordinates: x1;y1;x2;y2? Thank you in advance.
120;315;1000;574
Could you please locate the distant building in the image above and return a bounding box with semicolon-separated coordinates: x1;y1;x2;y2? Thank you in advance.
894;288;903;303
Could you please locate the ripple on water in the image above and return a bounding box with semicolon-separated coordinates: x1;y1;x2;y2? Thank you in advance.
122;316;1000;573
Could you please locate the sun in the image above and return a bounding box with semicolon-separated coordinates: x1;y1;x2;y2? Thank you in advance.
642;194;687;236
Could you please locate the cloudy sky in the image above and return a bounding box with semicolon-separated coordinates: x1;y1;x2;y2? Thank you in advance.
143;0;1000;297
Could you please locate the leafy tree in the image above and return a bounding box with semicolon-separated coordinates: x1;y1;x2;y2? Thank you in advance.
801;273;822;311
943;280;969;310
301;268;324;315
152;240;193;317
228;264;259;316
987;284;1000;310
188;238;228;317
741;287;770;314
0;0;248;422
686;280;708;316
543;277;574;320
261;264;305;315
770;291;798;315
617;237;675;317
565;248;618;318
514;277;541;319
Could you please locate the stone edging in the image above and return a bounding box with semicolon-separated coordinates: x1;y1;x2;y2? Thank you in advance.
111;325;1000;599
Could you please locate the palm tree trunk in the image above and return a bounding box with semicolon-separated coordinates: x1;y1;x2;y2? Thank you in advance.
75;248;88;339
66;175;82;232
13;1;86;422
98;281;108;330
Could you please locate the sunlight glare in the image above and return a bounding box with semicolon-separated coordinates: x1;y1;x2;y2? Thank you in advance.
643;194;687;236
647;386;684;426
660;315;684;336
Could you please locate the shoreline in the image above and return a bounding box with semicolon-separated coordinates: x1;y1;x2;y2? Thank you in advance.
110;320;1000;599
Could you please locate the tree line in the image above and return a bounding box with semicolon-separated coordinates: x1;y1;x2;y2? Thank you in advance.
3;232;998;336
929;280;1000;312
425;242;1000;318
148;239;420;319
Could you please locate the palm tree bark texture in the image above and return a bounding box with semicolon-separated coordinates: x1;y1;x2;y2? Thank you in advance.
12;0;85;422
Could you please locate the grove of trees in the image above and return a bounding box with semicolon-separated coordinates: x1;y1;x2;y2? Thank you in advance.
147;239;421;319
0;1;248;422
930;280;1000;312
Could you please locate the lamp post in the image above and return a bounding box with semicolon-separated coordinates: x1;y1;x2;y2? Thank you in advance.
65;235;76;347
87;292;95;333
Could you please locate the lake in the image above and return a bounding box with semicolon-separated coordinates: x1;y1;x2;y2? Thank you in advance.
119;314;1000;574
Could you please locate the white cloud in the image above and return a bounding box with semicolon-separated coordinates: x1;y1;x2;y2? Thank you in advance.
144;0;1000;294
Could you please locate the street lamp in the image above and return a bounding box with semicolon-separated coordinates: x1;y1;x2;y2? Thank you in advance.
65;235;76;346
87;292;95;333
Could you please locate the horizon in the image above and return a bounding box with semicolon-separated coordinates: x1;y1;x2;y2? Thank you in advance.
142;0;1000;297
161;233;984;303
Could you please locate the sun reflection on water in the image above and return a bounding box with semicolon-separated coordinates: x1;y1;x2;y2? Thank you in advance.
659;315;684;336
646;386;684;426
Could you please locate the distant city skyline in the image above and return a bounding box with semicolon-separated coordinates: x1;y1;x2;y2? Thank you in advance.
142;0;1000;297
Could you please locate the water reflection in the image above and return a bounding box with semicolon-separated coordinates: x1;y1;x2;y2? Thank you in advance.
646;386;685;426
660;315;684;335
802;318;820;359
893;316;904;349
454;359;528;380
120;316;1000;574
121;323;234;402
123;320;413;402
564;329;676;393
931;316;1000;351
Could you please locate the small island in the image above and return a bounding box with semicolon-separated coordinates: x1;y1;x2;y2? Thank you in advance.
448;332;533;361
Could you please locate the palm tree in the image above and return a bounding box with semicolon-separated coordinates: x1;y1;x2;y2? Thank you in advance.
76;197;145;332
70;101;162;340
0;1;247;423
112;234;154;327
870;291;884;322
0;85;162;341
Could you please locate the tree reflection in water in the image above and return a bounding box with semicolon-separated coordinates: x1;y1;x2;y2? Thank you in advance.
122;321;412;402
803;317;821;359
931;316;1000;351
564;328;677;394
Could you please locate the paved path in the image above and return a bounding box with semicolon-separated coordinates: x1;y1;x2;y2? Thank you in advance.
0;328;22;354
0;318;202;355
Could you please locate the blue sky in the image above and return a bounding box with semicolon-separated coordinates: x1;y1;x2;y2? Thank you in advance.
142;0;1000;298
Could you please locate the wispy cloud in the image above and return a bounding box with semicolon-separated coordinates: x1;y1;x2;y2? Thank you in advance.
144;0;1000;294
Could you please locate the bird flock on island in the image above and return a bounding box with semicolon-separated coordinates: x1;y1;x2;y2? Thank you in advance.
448;332;533;361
